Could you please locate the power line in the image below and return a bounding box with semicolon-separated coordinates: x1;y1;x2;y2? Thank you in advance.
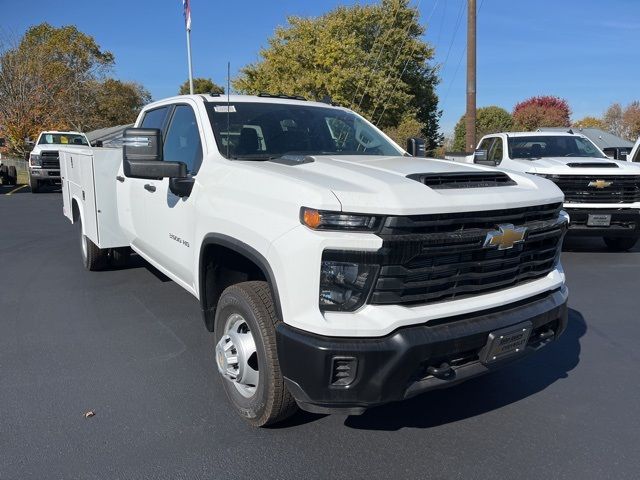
438;0;465;78
349;1;403;109
373;0;440;126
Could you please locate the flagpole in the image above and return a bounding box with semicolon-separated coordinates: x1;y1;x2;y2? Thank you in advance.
186;27;194;94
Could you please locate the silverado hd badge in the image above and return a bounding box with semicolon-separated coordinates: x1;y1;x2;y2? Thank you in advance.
484;224;527;250
588;179;613;189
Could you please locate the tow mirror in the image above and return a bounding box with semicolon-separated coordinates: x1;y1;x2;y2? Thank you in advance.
406;137;426;157
123;128;187;179
473;149;496;166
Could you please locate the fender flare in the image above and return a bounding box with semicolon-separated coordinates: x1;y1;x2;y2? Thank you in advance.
198;233;284;329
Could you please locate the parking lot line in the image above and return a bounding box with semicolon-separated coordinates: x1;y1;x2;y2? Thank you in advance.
5;185;28;195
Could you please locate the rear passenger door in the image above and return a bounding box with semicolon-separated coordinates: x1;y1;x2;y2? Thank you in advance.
141;103;204;289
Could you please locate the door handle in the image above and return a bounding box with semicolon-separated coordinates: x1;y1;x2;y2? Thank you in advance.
116;175;125;183
144;184;156;192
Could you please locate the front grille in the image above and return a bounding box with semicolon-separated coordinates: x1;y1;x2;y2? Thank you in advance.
407;172;516;189
551;175;640;203
40;151;60;169
368;203;565;306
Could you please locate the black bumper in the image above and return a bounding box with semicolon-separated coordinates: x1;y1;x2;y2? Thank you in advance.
277;287;568;415
566;208;640;237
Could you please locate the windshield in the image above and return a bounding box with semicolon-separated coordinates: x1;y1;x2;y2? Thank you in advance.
507;135;606;159
38;133;88;146
206;102;403;160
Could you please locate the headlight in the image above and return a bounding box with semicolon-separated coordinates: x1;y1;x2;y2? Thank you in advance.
531;173;560;181
301;207;381;231
29;154;42;167
319;260;377;311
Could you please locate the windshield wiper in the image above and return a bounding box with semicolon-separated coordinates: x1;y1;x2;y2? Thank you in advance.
229;154;280;161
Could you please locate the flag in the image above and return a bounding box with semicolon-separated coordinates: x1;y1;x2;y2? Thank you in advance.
183;0;191;31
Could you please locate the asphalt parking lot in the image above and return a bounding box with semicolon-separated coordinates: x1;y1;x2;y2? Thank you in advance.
1;184;639;480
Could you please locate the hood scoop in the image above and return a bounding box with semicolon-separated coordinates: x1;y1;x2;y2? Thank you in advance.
567;162;618;168
407;172;516;189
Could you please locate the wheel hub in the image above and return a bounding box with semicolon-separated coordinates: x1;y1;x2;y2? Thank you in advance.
215;314;259;397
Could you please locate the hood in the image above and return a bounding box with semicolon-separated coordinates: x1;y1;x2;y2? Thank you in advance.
32;144;88;154
254;155;564;215
512;156;640;175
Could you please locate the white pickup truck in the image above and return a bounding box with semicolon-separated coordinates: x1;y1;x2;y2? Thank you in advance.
628;137;640;163
447;131;640;251
29;131;90;193
60;94;569;426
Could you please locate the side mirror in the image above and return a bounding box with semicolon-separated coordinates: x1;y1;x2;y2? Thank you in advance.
123;128;187;179
473;149;496;166
406;137;426;157
93;140;103;148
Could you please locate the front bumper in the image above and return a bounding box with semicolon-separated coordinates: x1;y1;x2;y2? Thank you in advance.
277;286;568;415
30;168;61;180
566;208;640;237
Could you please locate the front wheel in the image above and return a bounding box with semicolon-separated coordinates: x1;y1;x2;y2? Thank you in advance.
214;281;297;427
29;176;40;193
603;236;638;251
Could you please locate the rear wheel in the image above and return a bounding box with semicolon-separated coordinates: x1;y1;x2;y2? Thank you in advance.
77;216;107;270
603;236;638;251
214;281;297;427
0;164;7;183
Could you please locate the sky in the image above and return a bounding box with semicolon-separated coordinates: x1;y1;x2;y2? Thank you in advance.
1;0;639;135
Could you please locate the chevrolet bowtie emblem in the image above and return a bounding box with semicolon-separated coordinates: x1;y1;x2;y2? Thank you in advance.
588;179;613;189
484;224;527;250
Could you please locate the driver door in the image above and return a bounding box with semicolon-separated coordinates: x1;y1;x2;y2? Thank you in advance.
141;104;204;289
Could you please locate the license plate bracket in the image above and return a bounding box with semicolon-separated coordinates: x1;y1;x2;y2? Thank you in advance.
587;214;611;227
479;321;532;364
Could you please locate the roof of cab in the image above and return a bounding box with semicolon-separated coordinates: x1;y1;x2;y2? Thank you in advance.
144;94;347;111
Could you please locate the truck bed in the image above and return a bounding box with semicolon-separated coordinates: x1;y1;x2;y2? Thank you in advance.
60;147;128;249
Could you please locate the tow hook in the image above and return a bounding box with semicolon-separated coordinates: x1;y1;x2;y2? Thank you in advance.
426;363;454;379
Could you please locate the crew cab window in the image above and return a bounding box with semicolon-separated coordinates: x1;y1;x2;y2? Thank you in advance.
163;105;203;174
140;107;170;130
488;138;503;163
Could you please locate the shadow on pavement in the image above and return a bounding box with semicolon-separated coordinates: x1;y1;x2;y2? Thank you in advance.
562;236;639;253
340;308;586;431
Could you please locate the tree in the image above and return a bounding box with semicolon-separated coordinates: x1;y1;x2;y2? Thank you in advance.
90;79;151;129
603;103;625;138
233;0;442;152
179;77;224;95
453;106;513;151
0;24;114;155
0;24;151;156
384;115;423;150
622;101;640;141
512;96;571;131
572;116;606;130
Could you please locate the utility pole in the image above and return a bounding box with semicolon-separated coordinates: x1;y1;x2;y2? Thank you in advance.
465;0;477;153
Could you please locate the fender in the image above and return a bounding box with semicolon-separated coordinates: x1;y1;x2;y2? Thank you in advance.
198;233;283;331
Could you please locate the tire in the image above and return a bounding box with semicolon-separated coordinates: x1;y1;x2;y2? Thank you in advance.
77;216;107;270
29;176;40;193
214;281;298;427
7;166;17;186
0;164;7;183
603;236;638;251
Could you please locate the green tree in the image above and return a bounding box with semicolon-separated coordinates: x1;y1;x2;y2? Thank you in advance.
452;106;513;151
179;77;224;95
233;0;442;152
90;79;151;129
572;116;606;130
512;96;571;131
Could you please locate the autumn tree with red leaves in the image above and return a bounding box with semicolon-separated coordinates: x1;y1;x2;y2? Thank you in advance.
512;96;571;131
